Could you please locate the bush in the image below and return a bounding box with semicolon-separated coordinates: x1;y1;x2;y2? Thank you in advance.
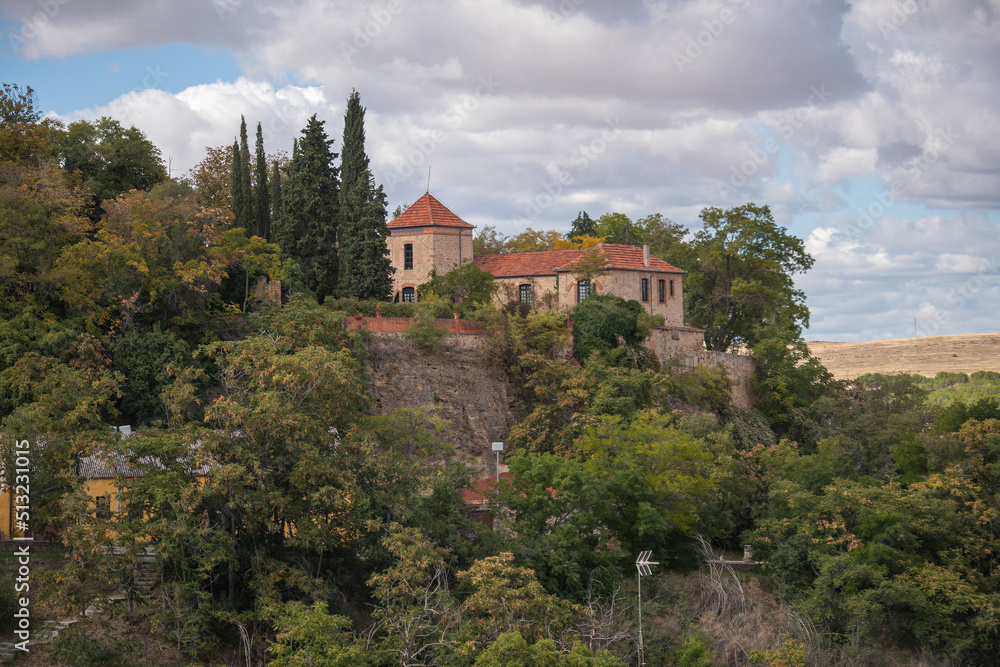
324;297;415;318
111;325;196;426
571;293;647;363
0;575;17;632
405;306;448;353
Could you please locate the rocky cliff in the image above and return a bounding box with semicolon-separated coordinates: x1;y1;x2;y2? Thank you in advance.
364;335;517;473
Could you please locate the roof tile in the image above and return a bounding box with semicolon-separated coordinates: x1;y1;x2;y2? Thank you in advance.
387;192;474;229
474;244;684;277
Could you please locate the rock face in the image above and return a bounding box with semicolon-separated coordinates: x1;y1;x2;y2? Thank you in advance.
364;335;517;472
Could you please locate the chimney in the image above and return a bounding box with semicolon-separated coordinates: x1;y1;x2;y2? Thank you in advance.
643;243;650;268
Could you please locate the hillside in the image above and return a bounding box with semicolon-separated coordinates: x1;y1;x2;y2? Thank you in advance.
806;332;1000;379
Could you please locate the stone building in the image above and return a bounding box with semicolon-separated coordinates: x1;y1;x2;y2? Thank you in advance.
387;192;474;303
474;244;685;322
386;192;687;328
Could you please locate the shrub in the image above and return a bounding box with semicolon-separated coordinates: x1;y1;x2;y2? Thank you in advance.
571;293;646;363
0;575;16;632
405;307;448;353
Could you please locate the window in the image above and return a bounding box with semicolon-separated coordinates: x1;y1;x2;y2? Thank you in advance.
404;244;413;270
641;278;649;302
576;279;591;303
658;279;665;303
402;287;415;303
96;495;111;520
518;284;532;305
669;279;674;297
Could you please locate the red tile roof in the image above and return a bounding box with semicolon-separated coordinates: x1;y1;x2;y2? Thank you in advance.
387;192;474;229
474;244;684;277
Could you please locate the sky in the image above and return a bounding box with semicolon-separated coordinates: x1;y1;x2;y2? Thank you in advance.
2;0;998;342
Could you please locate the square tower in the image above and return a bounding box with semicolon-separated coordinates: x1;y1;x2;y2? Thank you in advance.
387;192;474;302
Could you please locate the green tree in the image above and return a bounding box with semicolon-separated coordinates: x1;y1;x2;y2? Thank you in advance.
475;631;619;666
571;293;646;363
109;325;196;427
52;116;167;220
497;452;622;599
229;138;244;224
419;262;497;309
684;203;813;351
270;158;282;228
0;159;90;313
578;411;716;545
237;116;253;229
750;322;838;444
0;83;51;163
368;525;459;665
504;228;566;253
337;91;393;300
189;144;233;209
593;212;641;246
474;225;508;255
268;601;372;666
56;190;281;329
567;211;596;239
273;115;340;302
254;121;270;239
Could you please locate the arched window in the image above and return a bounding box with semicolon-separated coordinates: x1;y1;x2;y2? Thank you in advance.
577;280;591;303
402;286;415;303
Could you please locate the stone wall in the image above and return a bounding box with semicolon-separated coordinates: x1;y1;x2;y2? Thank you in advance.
645;327;757;408
388;226;472;300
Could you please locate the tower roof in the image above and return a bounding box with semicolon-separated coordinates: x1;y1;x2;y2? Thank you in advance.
387;192;474;229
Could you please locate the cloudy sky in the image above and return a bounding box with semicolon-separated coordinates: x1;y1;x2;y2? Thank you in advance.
3;0;998;342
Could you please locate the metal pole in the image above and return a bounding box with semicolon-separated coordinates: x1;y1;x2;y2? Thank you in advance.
637;569;644;667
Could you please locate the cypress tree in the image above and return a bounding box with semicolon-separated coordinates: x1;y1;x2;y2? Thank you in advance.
270;159;282;228
230;138;243;224
273;115;339;302
337;90;393;299
254;122;269;239
238;116;253;230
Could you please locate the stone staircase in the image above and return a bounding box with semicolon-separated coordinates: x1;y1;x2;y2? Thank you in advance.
0;548;158;663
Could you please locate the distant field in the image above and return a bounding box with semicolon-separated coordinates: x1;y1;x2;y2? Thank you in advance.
806;333;1000;380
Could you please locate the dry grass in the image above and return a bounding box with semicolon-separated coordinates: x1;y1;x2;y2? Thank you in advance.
806;333;1000;380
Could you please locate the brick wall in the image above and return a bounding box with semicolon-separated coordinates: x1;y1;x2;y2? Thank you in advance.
344;315;486;335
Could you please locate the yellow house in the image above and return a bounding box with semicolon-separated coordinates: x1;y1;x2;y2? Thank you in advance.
0;446;210;540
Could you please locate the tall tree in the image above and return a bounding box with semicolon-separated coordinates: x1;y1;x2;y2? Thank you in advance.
0;83;50;163
229;138;244;226
270;158;282;226
254;122;269;239
684;203;813;351
189;144;233;209
336;91;393;299
52;117;167;220
237;116;253;230
273;115;340;301
567;211;596;239
594;212;641;246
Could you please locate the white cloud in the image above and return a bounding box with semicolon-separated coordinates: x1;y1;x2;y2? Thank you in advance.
8;0;1000;340
56;79;334;179
815;147;878;183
